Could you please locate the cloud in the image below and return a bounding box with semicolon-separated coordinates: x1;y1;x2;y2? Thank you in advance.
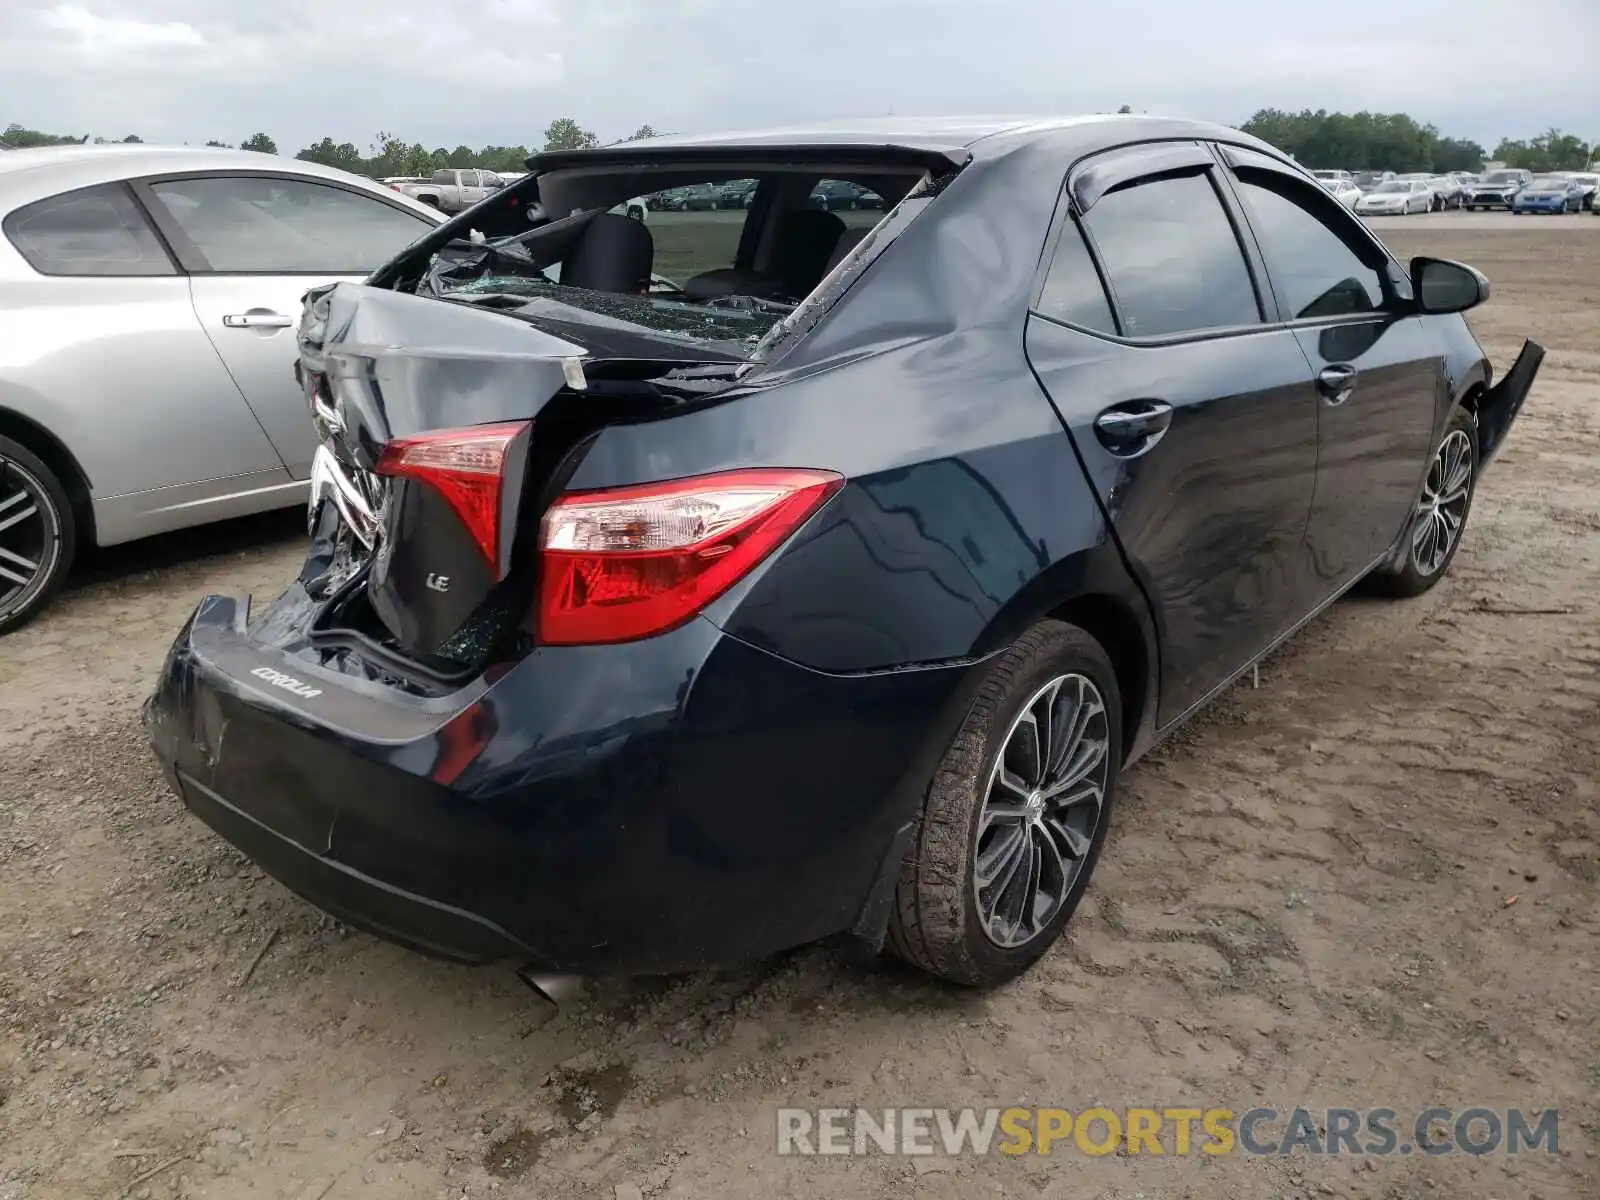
1;0;1595;153
39;4;204;52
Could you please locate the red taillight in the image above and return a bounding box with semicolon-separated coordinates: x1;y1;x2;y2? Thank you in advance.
537;468;844;645
375;422;530;568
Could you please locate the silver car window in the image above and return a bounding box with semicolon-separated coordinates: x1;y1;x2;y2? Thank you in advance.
3;184;175;277
146;176;433;274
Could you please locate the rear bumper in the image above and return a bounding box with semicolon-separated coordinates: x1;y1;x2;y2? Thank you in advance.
144;595;970;973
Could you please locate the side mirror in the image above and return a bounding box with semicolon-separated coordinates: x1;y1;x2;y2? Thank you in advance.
1410;257;1490;315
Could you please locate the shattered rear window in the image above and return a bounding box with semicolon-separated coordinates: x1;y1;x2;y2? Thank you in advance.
449;275;784;350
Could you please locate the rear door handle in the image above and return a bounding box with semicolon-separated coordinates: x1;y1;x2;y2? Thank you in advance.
1317;364;1359;405
1094;401;1173;456
222;311;293;329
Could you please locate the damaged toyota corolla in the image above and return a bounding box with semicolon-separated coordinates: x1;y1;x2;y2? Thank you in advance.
145;117;1543;989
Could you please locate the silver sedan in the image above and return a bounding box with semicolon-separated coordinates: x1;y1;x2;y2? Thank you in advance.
1354;179;1432;217
0;146;444;632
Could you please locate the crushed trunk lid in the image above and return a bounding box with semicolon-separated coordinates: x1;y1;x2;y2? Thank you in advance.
292;281;744;676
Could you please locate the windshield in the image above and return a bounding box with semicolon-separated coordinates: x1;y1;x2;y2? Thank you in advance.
1372;182;1408;194
1484;171;1520;183
1527;176;1568;189
1569;174;1599;186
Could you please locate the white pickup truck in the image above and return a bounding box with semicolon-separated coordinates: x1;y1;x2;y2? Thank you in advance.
394;168;506;213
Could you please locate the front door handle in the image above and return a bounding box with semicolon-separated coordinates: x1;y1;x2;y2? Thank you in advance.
1317;364;1359;405
1094;401;1173;456
222;311;293;329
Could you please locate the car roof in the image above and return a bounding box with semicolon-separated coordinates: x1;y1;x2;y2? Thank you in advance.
531;114;1280;172
0;144;443;217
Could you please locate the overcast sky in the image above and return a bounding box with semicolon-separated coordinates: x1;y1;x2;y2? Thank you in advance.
3;0;1596;154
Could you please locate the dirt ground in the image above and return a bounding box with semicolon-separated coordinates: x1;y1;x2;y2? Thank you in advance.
1;214;1596;1200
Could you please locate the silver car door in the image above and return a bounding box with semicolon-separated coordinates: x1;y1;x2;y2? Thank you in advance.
136;173;437;478
0;181;284;514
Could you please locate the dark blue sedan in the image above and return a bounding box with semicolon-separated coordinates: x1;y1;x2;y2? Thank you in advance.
145;117;1544;990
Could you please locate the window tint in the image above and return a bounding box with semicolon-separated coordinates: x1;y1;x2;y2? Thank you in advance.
1082;171;1260;337
1036;218;1116;333
148;176;433;273
1234;175;1386;319
4;184;173;276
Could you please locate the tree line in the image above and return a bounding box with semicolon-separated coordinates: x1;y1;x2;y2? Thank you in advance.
7;111;1594;175
2;119;651;177
1238;109;1595;173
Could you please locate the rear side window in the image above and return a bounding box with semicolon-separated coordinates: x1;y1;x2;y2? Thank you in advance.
1232;174;1386;319
146;175;433;273
1081;172;1260;338
4;184;174;276
1036;218;1116;333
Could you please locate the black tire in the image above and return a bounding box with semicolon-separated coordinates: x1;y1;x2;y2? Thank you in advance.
0;434;75;635
1367;406;1478;599
886;620;1123;987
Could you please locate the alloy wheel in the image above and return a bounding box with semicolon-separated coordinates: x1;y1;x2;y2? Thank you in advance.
1410;428;1473;577
974;673;1111;948
0;457;61;625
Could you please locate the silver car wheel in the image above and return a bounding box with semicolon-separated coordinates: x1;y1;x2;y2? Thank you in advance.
0;457;61;625
1410;429;1474;578
974;673;1110;949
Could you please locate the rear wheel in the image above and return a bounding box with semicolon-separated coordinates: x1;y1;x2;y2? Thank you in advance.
887;620;1121;986
0;435;75;635
1367;407;1477;598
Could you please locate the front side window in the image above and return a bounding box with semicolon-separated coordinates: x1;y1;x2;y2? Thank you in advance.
147;175;433;273
1080;170;1260;338
3;184;173;276
1234;174;1387;319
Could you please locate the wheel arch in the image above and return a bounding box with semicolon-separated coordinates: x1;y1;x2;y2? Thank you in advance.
969;544;1160;767
0;405;95;546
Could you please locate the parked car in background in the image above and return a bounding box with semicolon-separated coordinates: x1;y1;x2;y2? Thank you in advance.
810;179;875;210
1319;176;1362;208
1355;179;1432;215
1353;170;1396;190
1563;172;1599;208
0;145;443;632
717;178;758;209
1427;175;1465;211
1311;169;1354;185
1468;169;1531;210
659;183;721;211
144;115;1541;991
394;168;505;213
606;194;652;221
1511;174;1585;214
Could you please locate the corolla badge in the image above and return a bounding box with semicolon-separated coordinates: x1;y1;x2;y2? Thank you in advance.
249;666;323;700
